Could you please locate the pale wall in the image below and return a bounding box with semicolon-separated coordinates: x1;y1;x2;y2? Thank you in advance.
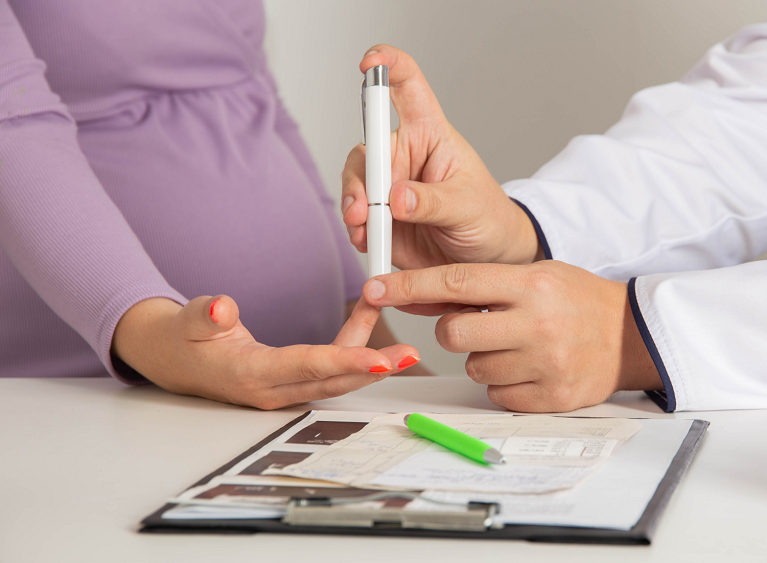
263;0;767;376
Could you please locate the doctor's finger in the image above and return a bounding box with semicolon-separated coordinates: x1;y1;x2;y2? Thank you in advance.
465;350;537;387
341;145;368;229
394;302;471;317
486;382;561;413
349;223;367;252
436;310;525;354
363;264;518;308
360;44;445;126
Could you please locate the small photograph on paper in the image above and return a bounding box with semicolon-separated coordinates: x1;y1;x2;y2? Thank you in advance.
175;482;411;509
196;483;371;504
285;421;368;446
239;451;313;476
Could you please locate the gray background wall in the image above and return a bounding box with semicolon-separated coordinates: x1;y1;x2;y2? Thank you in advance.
263;0;767;376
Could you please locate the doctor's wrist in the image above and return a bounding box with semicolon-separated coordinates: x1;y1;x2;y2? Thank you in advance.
618;287;663;393
498;199;546;265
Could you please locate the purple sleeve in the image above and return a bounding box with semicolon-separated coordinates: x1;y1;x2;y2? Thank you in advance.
0;3;186;383
269;90;367;302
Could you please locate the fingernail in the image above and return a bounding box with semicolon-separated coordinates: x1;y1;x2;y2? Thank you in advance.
363;48;379;58
368;365;390;373
349;225;357;239
209;299;220;324
397;355;420;370
342;196;354;215
405;188;417;214
367;280;385;300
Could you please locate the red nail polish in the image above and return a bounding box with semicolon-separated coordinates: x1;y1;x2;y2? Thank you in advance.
397;355;420;370
368;365;390;373
209;299;220;323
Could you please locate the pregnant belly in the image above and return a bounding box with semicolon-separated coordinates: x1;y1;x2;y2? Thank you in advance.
77;91;346;347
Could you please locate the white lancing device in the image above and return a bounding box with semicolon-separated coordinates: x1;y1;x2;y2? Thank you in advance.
361;65;392;279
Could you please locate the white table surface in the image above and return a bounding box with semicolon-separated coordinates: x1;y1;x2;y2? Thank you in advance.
2;376;766;563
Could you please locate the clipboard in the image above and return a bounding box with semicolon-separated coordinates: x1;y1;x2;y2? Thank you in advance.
140;412;709;544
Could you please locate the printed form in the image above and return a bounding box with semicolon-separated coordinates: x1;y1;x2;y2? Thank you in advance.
268;414;642;494
164;411;693;530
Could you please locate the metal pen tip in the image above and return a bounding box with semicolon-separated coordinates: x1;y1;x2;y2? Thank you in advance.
483;448;506;465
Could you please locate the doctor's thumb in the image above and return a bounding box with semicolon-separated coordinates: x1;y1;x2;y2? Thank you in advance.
389;178;462;228
181;294;240;341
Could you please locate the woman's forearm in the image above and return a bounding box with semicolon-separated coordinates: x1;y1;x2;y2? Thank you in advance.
0;4;185;382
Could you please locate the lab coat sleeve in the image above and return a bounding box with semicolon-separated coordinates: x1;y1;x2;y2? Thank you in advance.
503;24;767;411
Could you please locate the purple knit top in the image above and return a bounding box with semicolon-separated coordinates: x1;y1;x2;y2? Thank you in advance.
0;1;366;382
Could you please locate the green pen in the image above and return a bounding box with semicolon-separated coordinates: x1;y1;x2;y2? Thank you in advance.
404;413;506;465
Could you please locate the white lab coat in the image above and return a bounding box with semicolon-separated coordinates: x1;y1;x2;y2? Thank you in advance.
505;24;767;412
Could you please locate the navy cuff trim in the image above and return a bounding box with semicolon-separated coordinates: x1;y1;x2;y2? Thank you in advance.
511;198;552;260
628;277;676;412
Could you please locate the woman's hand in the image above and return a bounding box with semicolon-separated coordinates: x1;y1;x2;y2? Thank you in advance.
347;299;434;376
112;295;420;410
342;44;542;269
361;261;661;413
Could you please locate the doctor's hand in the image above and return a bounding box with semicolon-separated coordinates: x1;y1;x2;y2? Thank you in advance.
342;44;543;270
362;262;662;412
112;296;419;410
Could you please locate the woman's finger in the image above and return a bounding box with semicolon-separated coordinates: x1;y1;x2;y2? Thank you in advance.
263;371;391;409
257;344;393;387
255;344;420;409
376;343;421;373
180;294;240;341
333;299;421;369
333;297;380;347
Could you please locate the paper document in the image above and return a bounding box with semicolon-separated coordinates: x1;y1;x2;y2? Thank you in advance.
162;504;285;520
421;418;694;530
160;411;692;531
269;414;642;494
502;436;617;460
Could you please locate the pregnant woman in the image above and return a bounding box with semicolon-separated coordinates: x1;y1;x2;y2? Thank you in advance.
0;1;425;409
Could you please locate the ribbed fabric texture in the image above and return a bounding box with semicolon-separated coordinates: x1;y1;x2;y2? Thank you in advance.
0;1;366;381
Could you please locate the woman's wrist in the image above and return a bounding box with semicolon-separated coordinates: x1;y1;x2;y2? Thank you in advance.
112;297;183;380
